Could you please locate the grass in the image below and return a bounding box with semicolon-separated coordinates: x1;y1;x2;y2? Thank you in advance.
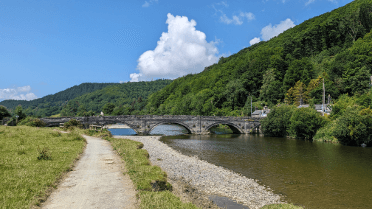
106;136;199;209
261;203;303;209
139;191;198;209
0;126;86;208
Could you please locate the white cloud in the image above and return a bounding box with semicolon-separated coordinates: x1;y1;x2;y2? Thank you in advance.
216;1;229;7
0;85;38;101
130;73;142;82
306;0;338;6
220;12;255;25
142;0;158;8
249;37;261;45
241;12;255;21
305;0;315;6
135;13;219;80
261;18;295;41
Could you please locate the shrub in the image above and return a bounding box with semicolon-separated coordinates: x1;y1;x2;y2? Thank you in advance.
63;119;83;129
18;116;46;127
332;107;372;146
37;146;52;160
288;107;326;140
261;105;296;137
313;121;338;143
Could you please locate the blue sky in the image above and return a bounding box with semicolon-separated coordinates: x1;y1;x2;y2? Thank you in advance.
0;0;353;101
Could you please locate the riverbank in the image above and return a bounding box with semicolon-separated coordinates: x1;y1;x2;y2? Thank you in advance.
114;135;283;209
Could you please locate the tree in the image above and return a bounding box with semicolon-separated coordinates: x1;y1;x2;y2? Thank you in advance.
285;81;307;105
223;79;247;110
260;68;283;105
14;105;26;121
283;58;314;92
339;8;364;42
288;107;326;140
332;107;372;146
0;106;11;120
261;105;296;137
102;103;116;115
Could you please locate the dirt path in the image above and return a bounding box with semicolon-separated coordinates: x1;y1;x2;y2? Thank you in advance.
42;135;137;209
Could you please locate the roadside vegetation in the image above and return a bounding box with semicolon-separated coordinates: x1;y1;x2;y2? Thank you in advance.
0;126;86;208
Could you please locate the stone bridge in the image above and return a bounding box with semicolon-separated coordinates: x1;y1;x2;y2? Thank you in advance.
41;115;261;135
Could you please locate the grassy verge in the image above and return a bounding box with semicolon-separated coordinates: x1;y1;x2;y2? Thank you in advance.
261;203;303;209
0;126;86;208
105;135;199;209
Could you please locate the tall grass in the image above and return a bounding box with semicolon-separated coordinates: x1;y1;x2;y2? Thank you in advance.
0;126;86;208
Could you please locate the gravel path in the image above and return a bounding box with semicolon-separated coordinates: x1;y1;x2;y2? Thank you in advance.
115;135;283;209
42;135;137;209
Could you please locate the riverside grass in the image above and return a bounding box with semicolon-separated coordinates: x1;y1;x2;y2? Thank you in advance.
106;135;199;209
0;126;85;208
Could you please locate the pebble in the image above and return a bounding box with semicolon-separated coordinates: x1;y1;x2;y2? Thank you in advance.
114;135;284;209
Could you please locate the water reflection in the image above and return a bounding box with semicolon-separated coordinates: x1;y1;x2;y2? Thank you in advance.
108;128;137;135
150;124;189;135
109;125;372;209
160;133;372;209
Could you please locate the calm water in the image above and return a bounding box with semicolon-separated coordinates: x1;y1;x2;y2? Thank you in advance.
110;125;372;209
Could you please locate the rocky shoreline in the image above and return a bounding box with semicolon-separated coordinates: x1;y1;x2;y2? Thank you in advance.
114;135;283;209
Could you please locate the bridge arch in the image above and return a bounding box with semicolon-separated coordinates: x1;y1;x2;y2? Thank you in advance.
205;122;244;134
104;121;140;134
148;121;193;134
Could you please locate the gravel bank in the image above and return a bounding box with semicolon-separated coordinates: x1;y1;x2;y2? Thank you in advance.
114;135;283;209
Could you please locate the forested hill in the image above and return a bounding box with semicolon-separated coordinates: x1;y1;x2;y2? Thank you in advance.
60;79;172;116
0;83;116;116
144;0;372;116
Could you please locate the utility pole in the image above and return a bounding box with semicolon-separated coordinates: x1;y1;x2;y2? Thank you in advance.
322;78;325;116
251;95;252;117
370;76;372;107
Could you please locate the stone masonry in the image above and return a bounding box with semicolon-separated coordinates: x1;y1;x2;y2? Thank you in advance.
40;115;261;135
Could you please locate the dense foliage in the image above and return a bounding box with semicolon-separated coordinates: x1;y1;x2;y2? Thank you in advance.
314;92;372;146
17;116;46;127
261;105;296;137
0;106;11;120
60;80;172;116
288;107;327;140
0;83;115;117
144;0;372;116
261;105;327;140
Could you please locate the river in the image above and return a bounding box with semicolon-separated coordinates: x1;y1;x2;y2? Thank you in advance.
109;125;372;209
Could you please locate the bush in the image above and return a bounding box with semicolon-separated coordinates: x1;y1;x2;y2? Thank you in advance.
288;107;326;140
63;119;83;129
261;105;296;137
332;107;372;146
18;116;46;127
313;121;338;143
37;146;52;160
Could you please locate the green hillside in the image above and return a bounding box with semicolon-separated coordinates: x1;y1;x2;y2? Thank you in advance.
0;83;116;117
60;79;172;116
144;0;372;116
